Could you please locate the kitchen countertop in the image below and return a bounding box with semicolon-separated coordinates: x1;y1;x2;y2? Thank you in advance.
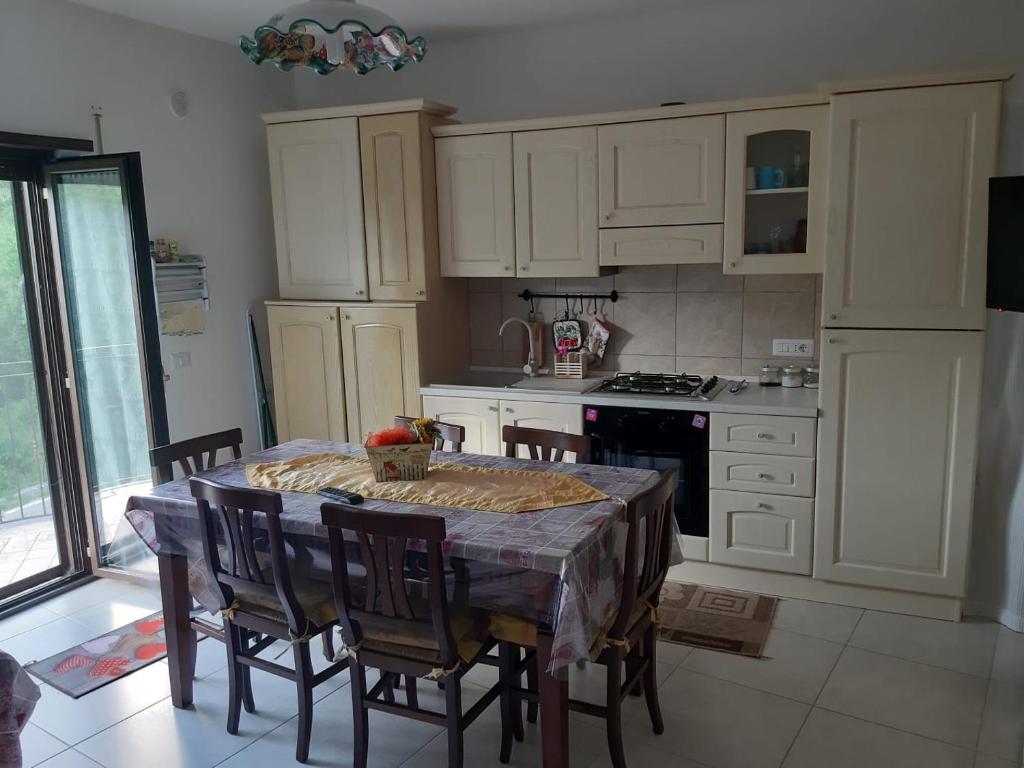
421;374;820;418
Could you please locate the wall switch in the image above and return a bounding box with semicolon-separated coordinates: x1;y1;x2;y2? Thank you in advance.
171;351;191;370
772;339;815;357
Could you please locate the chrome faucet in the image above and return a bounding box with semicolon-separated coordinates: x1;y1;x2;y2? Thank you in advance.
498;317;537;377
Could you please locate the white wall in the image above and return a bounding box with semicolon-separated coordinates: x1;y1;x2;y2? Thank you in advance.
0;0;293;455
295;0;1024;628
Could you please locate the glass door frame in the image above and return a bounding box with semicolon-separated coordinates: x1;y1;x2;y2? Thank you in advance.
0;156;89;606
43;153;168;581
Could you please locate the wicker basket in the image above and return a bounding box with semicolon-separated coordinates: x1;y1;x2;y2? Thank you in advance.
365;442;432;481
554;352;588;379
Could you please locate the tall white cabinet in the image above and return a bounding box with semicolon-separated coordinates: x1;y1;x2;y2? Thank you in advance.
814;79;1000;601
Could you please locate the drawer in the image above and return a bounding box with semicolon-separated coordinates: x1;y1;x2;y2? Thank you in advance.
710;452;815;497
598;224;723;266
709;490;813;575
710;413;817;457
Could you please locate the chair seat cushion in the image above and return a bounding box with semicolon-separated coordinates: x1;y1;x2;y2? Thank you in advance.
489;599;651;652
234;568;339;629
357;603;490;668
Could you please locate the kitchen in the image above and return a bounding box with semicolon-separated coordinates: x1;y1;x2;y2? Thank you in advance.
266;75;998;621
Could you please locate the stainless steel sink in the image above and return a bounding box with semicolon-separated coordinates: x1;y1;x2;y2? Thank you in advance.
506;376;604;394
438;370;523;389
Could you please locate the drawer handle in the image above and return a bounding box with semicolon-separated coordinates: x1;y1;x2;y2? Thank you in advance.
756;502;772;511
489;406;499;412
756;472;773;481
355;290;364;295
756;432;773;440
504;407;514;413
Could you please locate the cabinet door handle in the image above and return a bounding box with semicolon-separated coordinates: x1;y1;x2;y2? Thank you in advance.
504;265;511;271
504;407;514;413
488;406;499;412
326;315;335;322
355;290;364;295
416;290;425;296
828;337;837;344
520;265;529;272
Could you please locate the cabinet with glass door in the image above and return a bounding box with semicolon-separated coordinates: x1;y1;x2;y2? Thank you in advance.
723;105;827;274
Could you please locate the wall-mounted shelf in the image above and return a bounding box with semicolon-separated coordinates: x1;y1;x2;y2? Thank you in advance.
746;186;809;196
153;257;208;309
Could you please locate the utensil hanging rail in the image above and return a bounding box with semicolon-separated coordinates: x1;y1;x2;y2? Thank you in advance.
517;289;619;303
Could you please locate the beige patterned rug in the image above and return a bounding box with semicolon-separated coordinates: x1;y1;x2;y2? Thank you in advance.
657;583;778;658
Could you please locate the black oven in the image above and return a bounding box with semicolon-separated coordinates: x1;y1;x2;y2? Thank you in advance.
583;404;709;537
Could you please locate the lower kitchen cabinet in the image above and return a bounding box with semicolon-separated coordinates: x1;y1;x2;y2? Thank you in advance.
709;489;813;575
267;304;347;442
814;329;984;596
339;306;422;442
421;395;501;455
500;400;585;461
419;395;583;459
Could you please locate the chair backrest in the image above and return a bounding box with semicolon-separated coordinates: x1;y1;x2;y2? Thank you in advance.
190;477;308;634
320;503;459;667
150;428;243;484
607;469;677;641
394;416;465;453
502;425;591;463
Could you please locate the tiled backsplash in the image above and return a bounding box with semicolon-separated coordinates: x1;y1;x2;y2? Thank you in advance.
468;264;822;376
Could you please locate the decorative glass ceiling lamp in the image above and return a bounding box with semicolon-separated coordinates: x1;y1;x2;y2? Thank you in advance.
240;0;426;75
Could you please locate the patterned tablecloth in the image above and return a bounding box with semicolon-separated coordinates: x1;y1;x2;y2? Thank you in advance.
125;439;673;671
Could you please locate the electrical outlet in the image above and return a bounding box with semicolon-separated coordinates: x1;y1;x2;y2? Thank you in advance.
772;339;815;357
171;351;191;370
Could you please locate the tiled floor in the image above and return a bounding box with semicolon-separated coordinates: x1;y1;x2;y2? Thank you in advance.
1;579;1022;768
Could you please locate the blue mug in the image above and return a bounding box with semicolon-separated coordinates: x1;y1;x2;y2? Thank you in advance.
756;167;786;189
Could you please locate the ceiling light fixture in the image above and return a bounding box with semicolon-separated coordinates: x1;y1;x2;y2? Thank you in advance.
240;0;426;76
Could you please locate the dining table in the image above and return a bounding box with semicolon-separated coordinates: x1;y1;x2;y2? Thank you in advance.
124;438;667;768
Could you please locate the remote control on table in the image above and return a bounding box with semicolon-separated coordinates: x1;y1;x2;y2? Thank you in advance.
317;487;364;505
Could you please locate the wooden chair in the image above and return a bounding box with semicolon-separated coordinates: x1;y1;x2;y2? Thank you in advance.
192;478;346;763
149;428;247;702
502;425;591;463
500;423;592;723
320;503;520;768
394;416;466;452
497;469;678;768
149;427;243;484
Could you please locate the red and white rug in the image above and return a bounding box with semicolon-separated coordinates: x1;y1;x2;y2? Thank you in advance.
25;612;170;698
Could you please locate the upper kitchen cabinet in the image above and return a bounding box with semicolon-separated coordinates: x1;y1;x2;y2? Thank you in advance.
598;116;725;227
513;127;599;278
436;133;516;277
267;118;368;301
360;112;435;301
264;100;457;302
814;329;984;596
822;82;1001;329
723;106;828;274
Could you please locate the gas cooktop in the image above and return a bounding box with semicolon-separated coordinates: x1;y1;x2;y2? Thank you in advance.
594;372;727;400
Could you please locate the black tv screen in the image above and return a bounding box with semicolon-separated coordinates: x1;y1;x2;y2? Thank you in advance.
988;176;1024;312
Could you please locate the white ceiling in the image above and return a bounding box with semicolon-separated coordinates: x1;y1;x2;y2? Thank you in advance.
67;0;686;42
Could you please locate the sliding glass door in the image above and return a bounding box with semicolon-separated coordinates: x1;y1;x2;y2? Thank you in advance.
0;175;73;599
46;155;167;574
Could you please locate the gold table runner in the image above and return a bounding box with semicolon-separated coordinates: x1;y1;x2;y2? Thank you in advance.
245;452;608;514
